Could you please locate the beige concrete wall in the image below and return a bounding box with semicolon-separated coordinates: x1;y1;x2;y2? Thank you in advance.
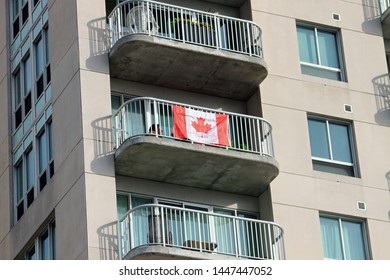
252;0;390;259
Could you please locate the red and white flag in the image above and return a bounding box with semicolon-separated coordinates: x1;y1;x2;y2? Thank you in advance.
173;105;229;146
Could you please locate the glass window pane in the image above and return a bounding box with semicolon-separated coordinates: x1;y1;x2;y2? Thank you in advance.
297;26;318;64
16;161;24;201
40;231;50;260
320;217;343;259
38;131;47;173
318;30;340;69
35;37;44;78
301;64;341;81
48;122;53;161
44;28;50;64
13;0;20;18
111;95;121;115
24;55;31;95
341;220;367;260
116;194;129;218
14;70;21;108
329;122;352;163
308;119;330;159
26;149;34;189
51;222;56;260
27;246;36;260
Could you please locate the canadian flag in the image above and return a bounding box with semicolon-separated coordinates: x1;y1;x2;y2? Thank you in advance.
173;105;229;146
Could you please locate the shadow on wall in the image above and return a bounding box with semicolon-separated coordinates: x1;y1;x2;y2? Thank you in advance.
86;17;110;71
361;0;381;33
90;115;115;173
97;221;119;260
386;171;390;190
372;74;390;126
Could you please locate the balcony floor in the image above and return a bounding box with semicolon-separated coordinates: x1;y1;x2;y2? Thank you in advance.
114;136;279;196
109;34;268;100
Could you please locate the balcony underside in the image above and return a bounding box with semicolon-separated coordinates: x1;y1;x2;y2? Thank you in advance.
114;136;279;196
381;8;390;39
124;245;241;260
109;34;268;100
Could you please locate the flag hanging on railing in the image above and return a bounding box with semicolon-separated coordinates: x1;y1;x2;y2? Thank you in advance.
173;105;229;146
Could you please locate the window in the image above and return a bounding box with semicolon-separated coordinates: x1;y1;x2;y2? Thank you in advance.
13;55;32;130
14;147;35;221
307;117;357;177
22;220;56;260
34;27;50;99
320;216;369;260
37;120;54;191
297;24;344;81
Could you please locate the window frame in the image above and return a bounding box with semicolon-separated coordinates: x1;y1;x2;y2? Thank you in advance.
307;115;358;177
319;214;370;260
297;23;345;81
22;220;56;260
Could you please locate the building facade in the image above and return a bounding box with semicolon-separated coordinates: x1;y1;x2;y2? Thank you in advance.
0;0;389;260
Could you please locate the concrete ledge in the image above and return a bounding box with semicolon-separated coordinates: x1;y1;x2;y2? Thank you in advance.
115;136;279;196
124;245;241;260
109;34;268;100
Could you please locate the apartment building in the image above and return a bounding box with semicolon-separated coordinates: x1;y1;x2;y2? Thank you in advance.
0;0;389;260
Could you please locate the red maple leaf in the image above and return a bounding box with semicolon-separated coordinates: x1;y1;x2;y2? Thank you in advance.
191;117;212;134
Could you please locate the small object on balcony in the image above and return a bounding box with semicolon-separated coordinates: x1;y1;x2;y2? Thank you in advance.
183;240;218;251
127;5;159;34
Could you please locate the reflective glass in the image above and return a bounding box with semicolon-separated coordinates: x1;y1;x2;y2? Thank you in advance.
35;37;44;77
297;26;318;64
14;70;21;107
40;231;50;260
318;30;339;68
320;217;343;259
16;161;24;201
38;131;47;173
329;122;352;163
308;119;330;159
23;55;31;95
116;194;129;218
26;149;34;188
341;220;367;260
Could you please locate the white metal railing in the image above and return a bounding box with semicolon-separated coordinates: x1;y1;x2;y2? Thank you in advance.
118;204;285;260
108;0;263;58
113;97;275;157
379;0;390;14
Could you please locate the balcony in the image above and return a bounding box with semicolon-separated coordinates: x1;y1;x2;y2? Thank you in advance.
113;97;279;196
107;0;268;100
118;204;285;260
379;0;390;38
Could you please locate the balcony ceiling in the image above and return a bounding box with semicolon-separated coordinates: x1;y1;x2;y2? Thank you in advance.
109;35;268;100
204;0;247;8
115;136;279;196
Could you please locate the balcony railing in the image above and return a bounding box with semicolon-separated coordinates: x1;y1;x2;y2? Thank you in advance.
118;204;285;260
113;97;274;158
108;0;263;58
379;0;390;14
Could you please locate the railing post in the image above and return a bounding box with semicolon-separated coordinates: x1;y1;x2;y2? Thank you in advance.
246;21;252;56
117;219;123;260
197;212;202;252
214;14;219;50
181;8;185;43
161;206;166;246
233;217;239;258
